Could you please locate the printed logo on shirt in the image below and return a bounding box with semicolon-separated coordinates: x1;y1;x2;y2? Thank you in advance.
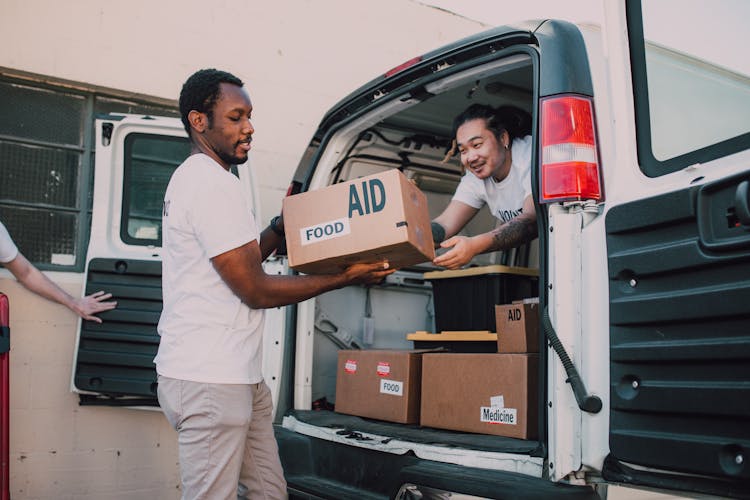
496;207;523;223
344;359;357;373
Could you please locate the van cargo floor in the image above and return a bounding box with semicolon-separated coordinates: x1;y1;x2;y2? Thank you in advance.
285;409;542;456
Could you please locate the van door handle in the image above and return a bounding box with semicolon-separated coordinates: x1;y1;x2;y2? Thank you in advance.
696;172;750;251
735;180;750;226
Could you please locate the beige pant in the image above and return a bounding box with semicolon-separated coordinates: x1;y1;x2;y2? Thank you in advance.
158;376;287;500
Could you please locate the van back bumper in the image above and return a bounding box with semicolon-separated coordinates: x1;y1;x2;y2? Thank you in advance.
277;426;600;499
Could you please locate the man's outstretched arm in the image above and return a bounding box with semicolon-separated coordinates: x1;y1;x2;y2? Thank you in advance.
433;195;537;270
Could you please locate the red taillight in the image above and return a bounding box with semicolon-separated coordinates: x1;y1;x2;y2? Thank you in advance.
540;95;602;203
285;181;302;197
384;56;422;78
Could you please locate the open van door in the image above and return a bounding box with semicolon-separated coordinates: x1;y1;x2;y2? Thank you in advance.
601;1;750;497
71;115;287;411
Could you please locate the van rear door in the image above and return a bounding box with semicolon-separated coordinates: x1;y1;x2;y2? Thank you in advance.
602;1;750;497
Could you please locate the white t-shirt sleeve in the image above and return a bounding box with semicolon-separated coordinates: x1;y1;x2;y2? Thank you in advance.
191;176;259;259
0;221;19;264
452;173;486;209
515;135;533;200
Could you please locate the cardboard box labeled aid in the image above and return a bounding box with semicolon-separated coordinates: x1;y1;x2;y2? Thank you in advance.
420;353;538;439
283;169;435;274
335;349;425;424
495;299;539;353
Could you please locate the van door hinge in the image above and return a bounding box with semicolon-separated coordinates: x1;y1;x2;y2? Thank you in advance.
0;325;9;353
563;200;600;227
101;122;114;146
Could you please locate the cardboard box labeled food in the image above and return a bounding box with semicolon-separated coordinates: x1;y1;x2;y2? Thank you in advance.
495;299;539;353
420;353;538;439
283;169;435;274
335;349;426;424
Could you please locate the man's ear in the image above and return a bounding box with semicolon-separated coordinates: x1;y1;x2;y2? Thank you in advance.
188;110;207;134
500;129;510;146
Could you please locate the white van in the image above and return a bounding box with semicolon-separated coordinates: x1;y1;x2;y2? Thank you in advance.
71;1;749;498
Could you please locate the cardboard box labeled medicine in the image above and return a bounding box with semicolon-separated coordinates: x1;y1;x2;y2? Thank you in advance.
495;299;539;353
335;349;426;424
283;169;435;274
420;353;538;439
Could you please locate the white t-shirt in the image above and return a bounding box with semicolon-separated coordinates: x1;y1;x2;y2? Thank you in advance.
452;135;533;224
155;154;264;384
0;221;19;264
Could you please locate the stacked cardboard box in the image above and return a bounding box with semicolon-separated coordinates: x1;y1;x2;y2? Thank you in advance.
419;298;541;439
333;265;541;438
495;298;540;353
334;349;427;424
334;347;539;437
420;353;538;439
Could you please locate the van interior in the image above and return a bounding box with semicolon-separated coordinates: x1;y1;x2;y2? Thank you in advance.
284;53;544;460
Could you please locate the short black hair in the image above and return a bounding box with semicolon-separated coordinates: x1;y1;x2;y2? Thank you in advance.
451;103;531;143
179;68;244;137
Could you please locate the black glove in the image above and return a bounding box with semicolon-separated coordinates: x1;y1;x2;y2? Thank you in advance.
431;222;446;244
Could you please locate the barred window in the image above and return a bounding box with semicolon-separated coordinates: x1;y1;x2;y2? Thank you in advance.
0;75;179;270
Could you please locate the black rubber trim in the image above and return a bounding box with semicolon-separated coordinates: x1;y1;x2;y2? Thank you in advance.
74;258;163;402
542;307;602;413
0;326;8;354
602;455;750;500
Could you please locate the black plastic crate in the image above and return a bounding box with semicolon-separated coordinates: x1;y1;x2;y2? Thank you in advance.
424;265;539;333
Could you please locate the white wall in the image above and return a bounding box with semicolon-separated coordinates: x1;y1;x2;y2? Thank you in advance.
1;0;485;224
0;1;485;497
2;275;181;499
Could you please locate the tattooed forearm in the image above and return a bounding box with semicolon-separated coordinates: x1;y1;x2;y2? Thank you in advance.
490;217;537;252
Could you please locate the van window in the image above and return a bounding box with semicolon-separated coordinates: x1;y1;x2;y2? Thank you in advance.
0;81;86;268
121;134;189;245
629;0;750;176
0;75;179;270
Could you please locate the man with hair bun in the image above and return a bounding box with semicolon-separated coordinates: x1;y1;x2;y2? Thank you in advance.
431;104;537;269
